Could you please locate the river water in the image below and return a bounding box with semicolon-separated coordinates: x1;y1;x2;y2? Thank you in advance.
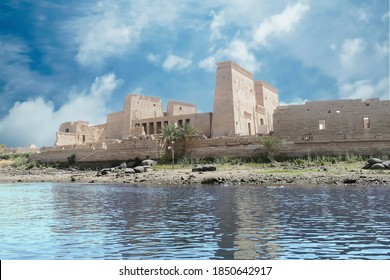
0;183;389;260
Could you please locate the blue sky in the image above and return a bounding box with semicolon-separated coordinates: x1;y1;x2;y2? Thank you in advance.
0;0;388;147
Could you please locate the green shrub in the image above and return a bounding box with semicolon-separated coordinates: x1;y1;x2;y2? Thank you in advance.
67;154;76;165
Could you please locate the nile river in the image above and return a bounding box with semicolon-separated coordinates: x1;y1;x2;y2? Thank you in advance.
0;183;389;259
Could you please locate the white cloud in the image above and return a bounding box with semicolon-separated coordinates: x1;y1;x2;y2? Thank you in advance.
355;8;370;23
0;73;121;147
280;97;308;106
162;54;192;71
198;39;261;74
68;0;180;66
0;36;55;111
147;53;160;64
375;41;389;57
199;2;309;74
339;38;365;68
199;56;216;72
381;11;389;21
221;39;261;73
252;3;310;47
210;11;225;40
338;77;389;100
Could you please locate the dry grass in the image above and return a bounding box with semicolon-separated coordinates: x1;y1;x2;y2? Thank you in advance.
0;159;14;168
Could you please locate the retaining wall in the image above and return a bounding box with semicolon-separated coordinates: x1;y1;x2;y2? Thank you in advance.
29;136;390;165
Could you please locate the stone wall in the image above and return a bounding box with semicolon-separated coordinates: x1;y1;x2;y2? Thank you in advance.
56;121;105;146
167;101;197;116
105;111;123;140
135;112;212;137
31;137;163;165
274;98;390;142
31;135;390;165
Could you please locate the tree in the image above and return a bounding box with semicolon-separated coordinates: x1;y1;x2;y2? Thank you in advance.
177;123;200;155
259;136;281;162
161;123;179;165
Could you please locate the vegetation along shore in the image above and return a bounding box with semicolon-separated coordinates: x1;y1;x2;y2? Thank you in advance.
0;151;389;186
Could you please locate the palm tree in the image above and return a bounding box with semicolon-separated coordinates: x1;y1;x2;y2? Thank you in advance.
259;136;281;162
161;123;179;165
177;123;200;155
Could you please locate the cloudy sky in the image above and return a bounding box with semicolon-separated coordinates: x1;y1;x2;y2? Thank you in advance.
0;0;388;147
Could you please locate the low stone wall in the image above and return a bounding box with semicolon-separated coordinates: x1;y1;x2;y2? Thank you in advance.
0;147;39;155
30;138;163;165
29;136;390;165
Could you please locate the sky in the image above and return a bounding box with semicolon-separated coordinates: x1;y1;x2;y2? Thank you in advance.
0;0;389;147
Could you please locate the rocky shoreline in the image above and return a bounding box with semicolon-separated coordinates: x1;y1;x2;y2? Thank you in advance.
0;160;389;186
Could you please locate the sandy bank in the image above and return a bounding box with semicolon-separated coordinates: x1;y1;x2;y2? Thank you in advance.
0;162;389;186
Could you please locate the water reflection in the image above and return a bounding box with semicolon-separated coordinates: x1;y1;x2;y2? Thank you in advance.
0;183;389;259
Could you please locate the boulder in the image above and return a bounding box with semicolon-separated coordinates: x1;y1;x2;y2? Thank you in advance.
192;164;217;172
201;177;221;184
368;158;382;165
97;168;111;176
382;161;390;169
143;166;153;172
203;164;217;171
118;162;127;169
362;162;372;169
126;161;136;168
343;179;357;184
192;164;204;172
371;163;386;170
124;168;135;174
142;159;157;166
134;166;145;173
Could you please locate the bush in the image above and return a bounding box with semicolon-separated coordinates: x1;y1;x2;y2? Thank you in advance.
67;154;76;165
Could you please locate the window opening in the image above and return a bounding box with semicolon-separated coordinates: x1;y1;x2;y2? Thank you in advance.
319;120;326;130
178;119;183;127
363;117;370;129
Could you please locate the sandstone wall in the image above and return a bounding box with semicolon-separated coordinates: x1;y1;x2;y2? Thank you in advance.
56;121;105;146
32;134;390;165
105;111;123;140
166;101;197;116
31;137;163;164
30;136;390;163
122;94;164;138
133;112;212;137
274;98;390;142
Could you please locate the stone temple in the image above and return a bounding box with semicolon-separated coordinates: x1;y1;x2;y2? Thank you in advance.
55;61;279;146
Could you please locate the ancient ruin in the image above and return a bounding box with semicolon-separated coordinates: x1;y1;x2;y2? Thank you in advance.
274;98;390;142
55;61;279;146
30;61;389;165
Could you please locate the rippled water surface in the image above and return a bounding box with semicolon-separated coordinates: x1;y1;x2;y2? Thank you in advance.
0;183;389;259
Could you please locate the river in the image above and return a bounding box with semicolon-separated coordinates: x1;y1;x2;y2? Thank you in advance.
0;183;389;259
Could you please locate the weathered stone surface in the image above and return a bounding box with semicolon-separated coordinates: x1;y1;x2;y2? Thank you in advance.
134;166;145;173
382;161;390;169
192;164;204;172
201;177;221;184
368;158;382;165
142;159;157;166
343;179;357;184
203;164;217;171
124;168;135;174
143;166;152;172
371;163;385;170
192;164;217;172
362;162;372;169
